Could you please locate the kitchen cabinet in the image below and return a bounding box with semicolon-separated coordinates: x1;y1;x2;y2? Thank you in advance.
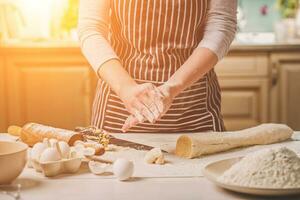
0;55;7;131
270;53;300;130
219;78;268;131
214;53;269;77
215;53;269;130
3;47;97;131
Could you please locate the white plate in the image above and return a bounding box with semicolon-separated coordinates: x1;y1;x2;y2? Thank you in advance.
202;157;300;196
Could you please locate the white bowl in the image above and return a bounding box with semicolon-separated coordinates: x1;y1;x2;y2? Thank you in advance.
0;141;28;184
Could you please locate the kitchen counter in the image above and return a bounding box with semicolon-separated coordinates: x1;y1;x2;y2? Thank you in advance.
15;172;300;200
1;39;300;52
230;42;300;52
3;132;300;200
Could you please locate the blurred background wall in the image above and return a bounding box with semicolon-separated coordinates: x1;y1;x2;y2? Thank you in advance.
0;0;300;132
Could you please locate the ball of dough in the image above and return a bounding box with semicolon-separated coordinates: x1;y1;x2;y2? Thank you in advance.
155;155;165;165
144;148;165;165
113;158;134;181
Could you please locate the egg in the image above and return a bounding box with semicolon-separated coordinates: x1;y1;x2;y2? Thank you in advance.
73;143;85;158
43;138;51;147
27;148;33;168
74;143;85;152
83;147;96;157
56;141;70;159
69;150;78;159
39;147;61;163
49;138;58;147
113;158;134;181
31;142;48;161
74;140;85;146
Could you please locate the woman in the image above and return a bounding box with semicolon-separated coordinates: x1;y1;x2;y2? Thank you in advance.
78;0;237;133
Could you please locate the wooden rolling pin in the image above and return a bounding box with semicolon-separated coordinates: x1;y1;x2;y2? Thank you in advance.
8;123;84;147
175;124;293;158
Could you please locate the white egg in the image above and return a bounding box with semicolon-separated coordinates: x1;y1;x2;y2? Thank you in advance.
88;161;110;175
83;147;96;157
74;143;85;152
31;142;48;161
27;148;33;168
113;158;134;181
49;138;58;147
43;138;51;147
74;140;85;146
69;150;78;159
39;147;61;163
73;143;85;158
56;141;70;159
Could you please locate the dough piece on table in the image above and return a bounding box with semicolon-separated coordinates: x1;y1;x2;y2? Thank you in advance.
74;141;105;156
175;123;293;159
154;155;165;165
144;148;165;165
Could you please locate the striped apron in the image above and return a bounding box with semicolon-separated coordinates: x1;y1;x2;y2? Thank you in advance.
91;0;225;133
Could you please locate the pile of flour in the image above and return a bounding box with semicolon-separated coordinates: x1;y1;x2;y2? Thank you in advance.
218;147;300;188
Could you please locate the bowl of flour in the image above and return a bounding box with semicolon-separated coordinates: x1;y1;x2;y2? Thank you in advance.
203;147;300;196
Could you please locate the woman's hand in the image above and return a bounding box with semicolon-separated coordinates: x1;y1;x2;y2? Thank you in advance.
122;83;176;132
122;47;220;132
119;82;164;125
94;59;164;124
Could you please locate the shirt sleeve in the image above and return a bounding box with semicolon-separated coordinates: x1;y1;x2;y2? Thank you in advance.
197;0;237;60
77;0;119;74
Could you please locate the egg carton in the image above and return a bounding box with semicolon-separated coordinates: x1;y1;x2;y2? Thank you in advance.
29;139;85;177
31;157;82;177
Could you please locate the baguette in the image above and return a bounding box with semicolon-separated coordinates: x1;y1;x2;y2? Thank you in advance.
175;124;293;158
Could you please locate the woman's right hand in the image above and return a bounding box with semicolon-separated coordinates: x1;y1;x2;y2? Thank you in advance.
118;82;164;125
96;59;163;126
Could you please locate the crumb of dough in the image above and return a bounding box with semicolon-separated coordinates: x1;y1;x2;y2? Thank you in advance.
144;148;165;165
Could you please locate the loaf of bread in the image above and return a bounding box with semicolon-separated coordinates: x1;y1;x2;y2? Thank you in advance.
175;124;293;158
19;123;83;147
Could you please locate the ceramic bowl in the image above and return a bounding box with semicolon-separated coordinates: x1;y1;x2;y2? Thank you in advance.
0;141;28;184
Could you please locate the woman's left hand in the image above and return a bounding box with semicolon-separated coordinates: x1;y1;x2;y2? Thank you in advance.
122;83;176;132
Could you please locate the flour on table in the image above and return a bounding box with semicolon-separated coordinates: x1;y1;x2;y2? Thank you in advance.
101;145;205;177
218;147;300;188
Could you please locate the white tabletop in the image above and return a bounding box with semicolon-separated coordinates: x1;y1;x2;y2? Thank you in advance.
2;132;300;200
14;171;300;200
